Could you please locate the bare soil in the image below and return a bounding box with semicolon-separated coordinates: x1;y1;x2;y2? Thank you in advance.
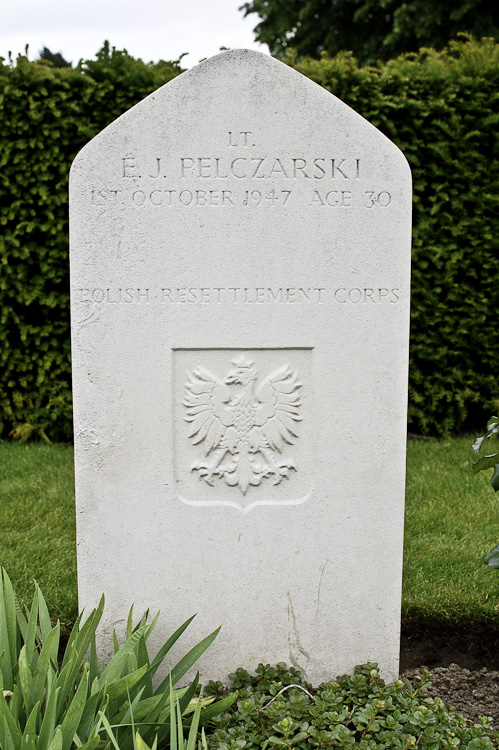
400;625;499;725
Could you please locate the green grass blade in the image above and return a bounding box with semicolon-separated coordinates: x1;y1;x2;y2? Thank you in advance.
116;694;163;727
89;636;98;686
77;736;101;750
134;731;156;750
59;597;104;702
186;687;203;750
170;679;177;750
18;645;33;713
147;615;196;681
2;571;19;674
197;691;239;725
47;726;63;750
138;689;174;745
154;680;198;748
111;685;146;729
98;711;121;750
59;610;84;672
0;573;14;690
144;612;160;642
136;635;150;670
2;722;17;750
177;673;199;717
31;623;60;709
55;661;74;718
60;667;89;750
126;606;134;640
156;627;220;693
37;685;60;750
61;596;104;674
99;626;148;685
0;703;7;750
24;592;40;668
9;683;23;725
88;704;105;744
176;691;184;750
77;688;106;742
134;635;153;700
106;664;148;702
0;687;23;749
134;611;149;634
13;593;28;644
36;582;53;641
138;731;159;750
21;700;40;750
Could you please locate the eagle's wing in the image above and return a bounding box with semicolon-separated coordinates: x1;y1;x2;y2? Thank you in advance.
183;366;233;453
254;365;302;451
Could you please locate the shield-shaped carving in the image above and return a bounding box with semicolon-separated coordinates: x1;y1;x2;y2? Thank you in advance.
172;348;314;512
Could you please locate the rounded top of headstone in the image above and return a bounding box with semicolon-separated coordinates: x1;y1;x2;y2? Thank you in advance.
71;48;411;185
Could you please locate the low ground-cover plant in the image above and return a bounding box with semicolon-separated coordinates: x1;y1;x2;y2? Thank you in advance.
0;569;236;750
204;662;496;750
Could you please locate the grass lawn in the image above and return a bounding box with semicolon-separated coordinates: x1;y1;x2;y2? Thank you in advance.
1;436;499;629
403;435;499;627
0;442;77;626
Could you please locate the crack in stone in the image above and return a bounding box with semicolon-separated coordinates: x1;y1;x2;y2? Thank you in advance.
315;558;330;618
287;591;311;680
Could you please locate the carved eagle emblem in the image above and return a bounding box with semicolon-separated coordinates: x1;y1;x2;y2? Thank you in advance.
183;355;303;494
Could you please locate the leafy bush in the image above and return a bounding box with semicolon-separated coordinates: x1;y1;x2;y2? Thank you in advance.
472;417;499;569
204;662;496;750
2;37;499;438
0;569;236;749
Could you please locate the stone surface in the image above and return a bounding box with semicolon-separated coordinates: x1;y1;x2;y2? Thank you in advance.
70;49;411;685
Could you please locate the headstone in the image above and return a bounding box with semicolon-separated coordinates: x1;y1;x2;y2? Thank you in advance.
70;50;411;685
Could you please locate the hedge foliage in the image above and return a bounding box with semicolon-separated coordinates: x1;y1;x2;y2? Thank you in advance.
0;44;184;442
1;38;498;439
292;37;499;435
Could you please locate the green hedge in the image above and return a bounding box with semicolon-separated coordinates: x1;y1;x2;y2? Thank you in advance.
1;38;498;439
292;37;499;435
0;44;184;442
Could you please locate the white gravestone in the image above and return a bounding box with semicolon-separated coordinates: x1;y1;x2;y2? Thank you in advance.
70;50;411;685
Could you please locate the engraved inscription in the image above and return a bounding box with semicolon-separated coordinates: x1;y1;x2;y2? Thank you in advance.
364;191;391;208
74;286;401;306
162;287;325;304
228;131;255;147
334;288;400;303
78;288;150;304
184;355;302;495
93;138;394;211
179;156;361;180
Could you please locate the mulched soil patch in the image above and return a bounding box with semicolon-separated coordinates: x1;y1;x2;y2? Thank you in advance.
402;664;499;726
400;622;499;726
